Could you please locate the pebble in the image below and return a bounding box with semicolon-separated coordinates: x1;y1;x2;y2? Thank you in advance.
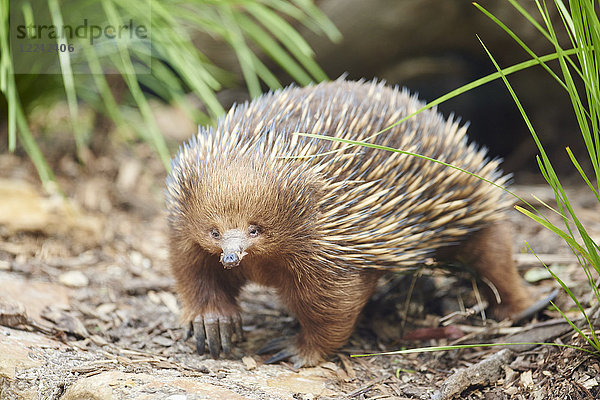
242;356;257;371
58;270;89;287
0;260;10;270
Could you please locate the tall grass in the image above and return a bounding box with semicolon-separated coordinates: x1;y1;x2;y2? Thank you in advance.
476;0;600;352
0;0;340;190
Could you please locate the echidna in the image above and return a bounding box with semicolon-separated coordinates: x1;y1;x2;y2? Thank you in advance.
166;78;532;367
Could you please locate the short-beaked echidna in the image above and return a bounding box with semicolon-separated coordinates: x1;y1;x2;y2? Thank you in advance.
166;78;532;367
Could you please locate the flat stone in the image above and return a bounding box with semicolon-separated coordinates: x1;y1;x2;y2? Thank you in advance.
0;327;62;378
62;370;253;400
266;367;335;397
0;326;65;399
0;178;102;243
0;273;71;321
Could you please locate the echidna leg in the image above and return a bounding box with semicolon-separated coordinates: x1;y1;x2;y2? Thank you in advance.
170;243;246;358
275;270;382;367
453;221;533;319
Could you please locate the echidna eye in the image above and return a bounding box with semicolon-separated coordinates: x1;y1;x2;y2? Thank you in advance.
248;225;260;238
209;229;220;240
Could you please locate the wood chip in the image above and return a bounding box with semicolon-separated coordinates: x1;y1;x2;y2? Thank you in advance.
152;336;175;347
433;349;515;400
346;376;388;398
581;377;598;390
520;370;534;389
242;356;257;370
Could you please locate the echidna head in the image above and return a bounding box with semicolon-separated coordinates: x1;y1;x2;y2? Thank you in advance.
168;156;323;269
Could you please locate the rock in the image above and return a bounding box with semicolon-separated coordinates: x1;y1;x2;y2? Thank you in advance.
0;178;102;244
266;367;335;397
61;371;253;400
433;349;515;400
0;326;66;399
0;274;71;321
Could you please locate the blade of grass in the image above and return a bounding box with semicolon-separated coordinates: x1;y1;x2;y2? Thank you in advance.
101;0;171;168
245;3;327;81
566;147;600;201
547;4;600;181
249;52;282;89
48;0;86;159
15;101;56;188
477;36;600;272
525;242;600;349
289;0;342;42
234;12;313;85
351;341;598;358
218;5;261;98
80;41;125;127
0;0;16;152
361;48;583;146
293;132;526;204
473;2;567;91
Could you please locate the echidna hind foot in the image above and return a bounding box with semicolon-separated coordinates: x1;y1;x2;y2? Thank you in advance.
437;221;533;319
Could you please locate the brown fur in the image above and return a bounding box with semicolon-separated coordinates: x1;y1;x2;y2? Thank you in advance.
166;79;533;366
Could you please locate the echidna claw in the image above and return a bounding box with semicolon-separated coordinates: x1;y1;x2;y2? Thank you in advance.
257;337;288;355
191;313;243;358
192;316;206;356
512;288;560;323
185;321;194;341
264;348;295;364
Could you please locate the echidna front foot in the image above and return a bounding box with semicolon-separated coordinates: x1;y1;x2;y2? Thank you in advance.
191;312;243;358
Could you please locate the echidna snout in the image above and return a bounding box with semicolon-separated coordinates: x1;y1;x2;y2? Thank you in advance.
217;228;252;269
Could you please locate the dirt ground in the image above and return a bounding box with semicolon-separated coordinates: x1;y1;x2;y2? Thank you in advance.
1;142;599;399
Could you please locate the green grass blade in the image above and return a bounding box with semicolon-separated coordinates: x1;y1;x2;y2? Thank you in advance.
474;2;567;91
351;341;598;357
250;52;282;89
48;0;85;159
218;5;261;98
293;132;525;202
357;48;583;145
517;206;592;263
505;0;554;43
245;3;327;81
566;146;600;201
80;42;125;127
234;12;313;85
101;0;171;169
2;2;17;152
526;243;599;349
15;102;56;188
289;0;342;42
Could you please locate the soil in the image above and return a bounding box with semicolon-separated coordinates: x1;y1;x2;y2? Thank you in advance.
0;139;599;399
